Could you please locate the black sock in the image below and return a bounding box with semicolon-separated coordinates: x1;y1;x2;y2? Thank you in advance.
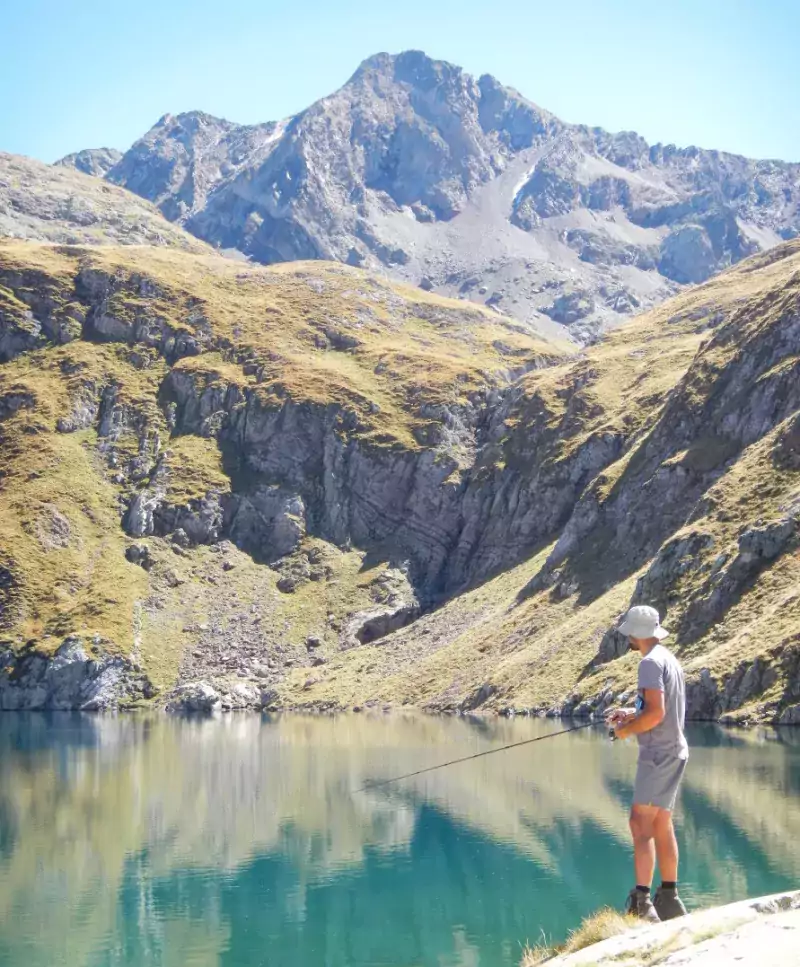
661;881;677;890
636;885;651;894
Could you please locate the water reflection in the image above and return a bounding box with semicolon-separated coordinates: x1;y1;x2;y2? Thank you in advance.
0;714;798;967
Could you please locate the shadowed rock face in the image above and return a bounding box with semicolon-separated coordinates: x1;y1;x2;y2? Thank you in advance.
86;50;800;342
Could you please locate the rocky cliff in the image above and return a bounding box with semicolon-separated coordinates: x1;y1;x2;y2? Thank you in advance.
0;239;566;710
66;50;800;341
0;234;798;717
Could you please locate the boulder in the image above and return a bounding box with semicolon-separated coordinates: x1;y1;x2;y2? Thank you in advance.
164;568;185;588
595;627;629;665
342;600;420;648
227;683;258;708
154;492;225;545
171;528;191;548
541;290;596;325
685;667;719;720
125;543;153;569
166;681;220;714
779;703;800;725
738;519;796;562
259;688;281;709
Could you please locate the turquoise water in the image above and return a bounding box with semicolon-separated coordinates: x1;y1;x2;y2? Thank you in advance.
1;714;798;967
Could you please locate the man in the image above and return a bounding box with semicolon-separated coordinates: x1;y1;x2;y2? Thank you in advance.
606;605;689;923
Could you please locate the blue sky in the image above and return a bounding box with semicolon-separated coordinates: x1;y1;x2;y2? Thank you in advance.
3;0;799;163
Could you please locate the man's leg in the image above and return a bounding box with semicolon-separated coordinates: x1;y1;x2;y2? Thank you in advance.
625;804;660;920
653;808;678;882
652;807;688;919
629;804;658;887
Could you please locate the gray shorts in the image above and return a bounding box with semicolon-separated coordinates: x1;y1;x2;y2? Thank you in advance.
633;753;687;811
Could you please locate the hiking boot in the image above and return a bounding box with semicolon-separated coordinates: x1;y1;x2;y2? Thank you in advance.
625;888;660;922
654;886;688;921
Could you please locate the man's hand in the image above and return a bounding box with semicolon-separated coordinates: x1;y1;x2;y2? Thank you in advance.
605;707;637;728
613;718;636;740
612;690;665;740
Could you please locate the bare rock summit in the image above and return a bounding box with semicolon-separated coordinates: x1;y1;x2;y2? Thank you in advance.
83;49;800;341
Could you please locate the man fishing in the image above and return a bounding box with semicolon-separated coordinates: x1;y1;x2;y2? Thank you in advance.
606;605;689;923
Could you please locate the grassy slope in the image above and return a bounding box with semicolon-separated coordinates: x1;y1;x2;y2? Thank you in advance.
522;909;631;964
1;237;798;712
0;152;209;252
0;242;568;444
0;343;157;646
294;241;800;715
0;241;568;693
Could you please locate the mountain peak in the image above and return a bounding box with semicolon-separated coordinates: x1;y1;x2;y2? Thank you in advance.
151;110;231;134
53;146;123;177
354;51;394;74
351;49;463;88
85;48;799;340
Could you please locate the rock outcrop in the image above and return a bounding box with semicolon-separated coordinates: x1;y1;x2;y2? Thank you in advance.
0;637;153;710
55;147;123;178
165;680;221;713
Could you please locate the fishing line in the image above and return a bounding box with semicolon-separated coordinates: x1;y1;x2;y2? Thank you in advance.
357;720;597;792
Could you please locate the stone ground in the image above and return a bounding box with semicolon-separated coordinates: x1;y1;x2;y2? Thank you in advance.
546;891;800;966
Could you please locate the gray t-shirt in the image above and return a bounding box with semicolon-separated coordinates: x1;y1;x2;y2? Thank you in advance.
636;644;689;760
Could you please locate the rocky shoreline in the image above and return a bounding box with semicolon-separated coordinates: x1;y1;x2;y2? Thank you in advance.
529;890;800;966
2;634;799;727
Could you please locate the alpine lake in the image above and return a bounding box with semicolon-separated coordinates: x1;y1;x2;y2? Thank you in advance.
1;713;798;967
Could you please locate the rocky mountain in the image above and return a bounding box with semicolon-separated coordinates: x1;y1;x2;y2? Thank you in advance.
55;147;123;177
85;50;800;341
102;112;283;223
0;235;797;721
0;152;208;251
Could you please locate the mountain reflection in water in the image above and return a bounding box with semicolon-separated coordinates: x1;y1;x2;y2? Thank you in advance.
1;714;798;967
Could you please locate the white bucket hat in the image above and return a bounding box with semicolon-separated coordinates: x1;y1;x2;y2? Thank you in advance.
618;605;669;640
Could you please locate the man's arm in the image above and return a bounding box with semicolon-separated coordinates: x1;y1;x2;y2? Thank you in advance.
614;689;665;739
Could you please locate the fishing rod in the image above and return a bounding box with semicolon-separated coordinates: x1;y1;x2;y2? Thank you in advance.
358;720;598;792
